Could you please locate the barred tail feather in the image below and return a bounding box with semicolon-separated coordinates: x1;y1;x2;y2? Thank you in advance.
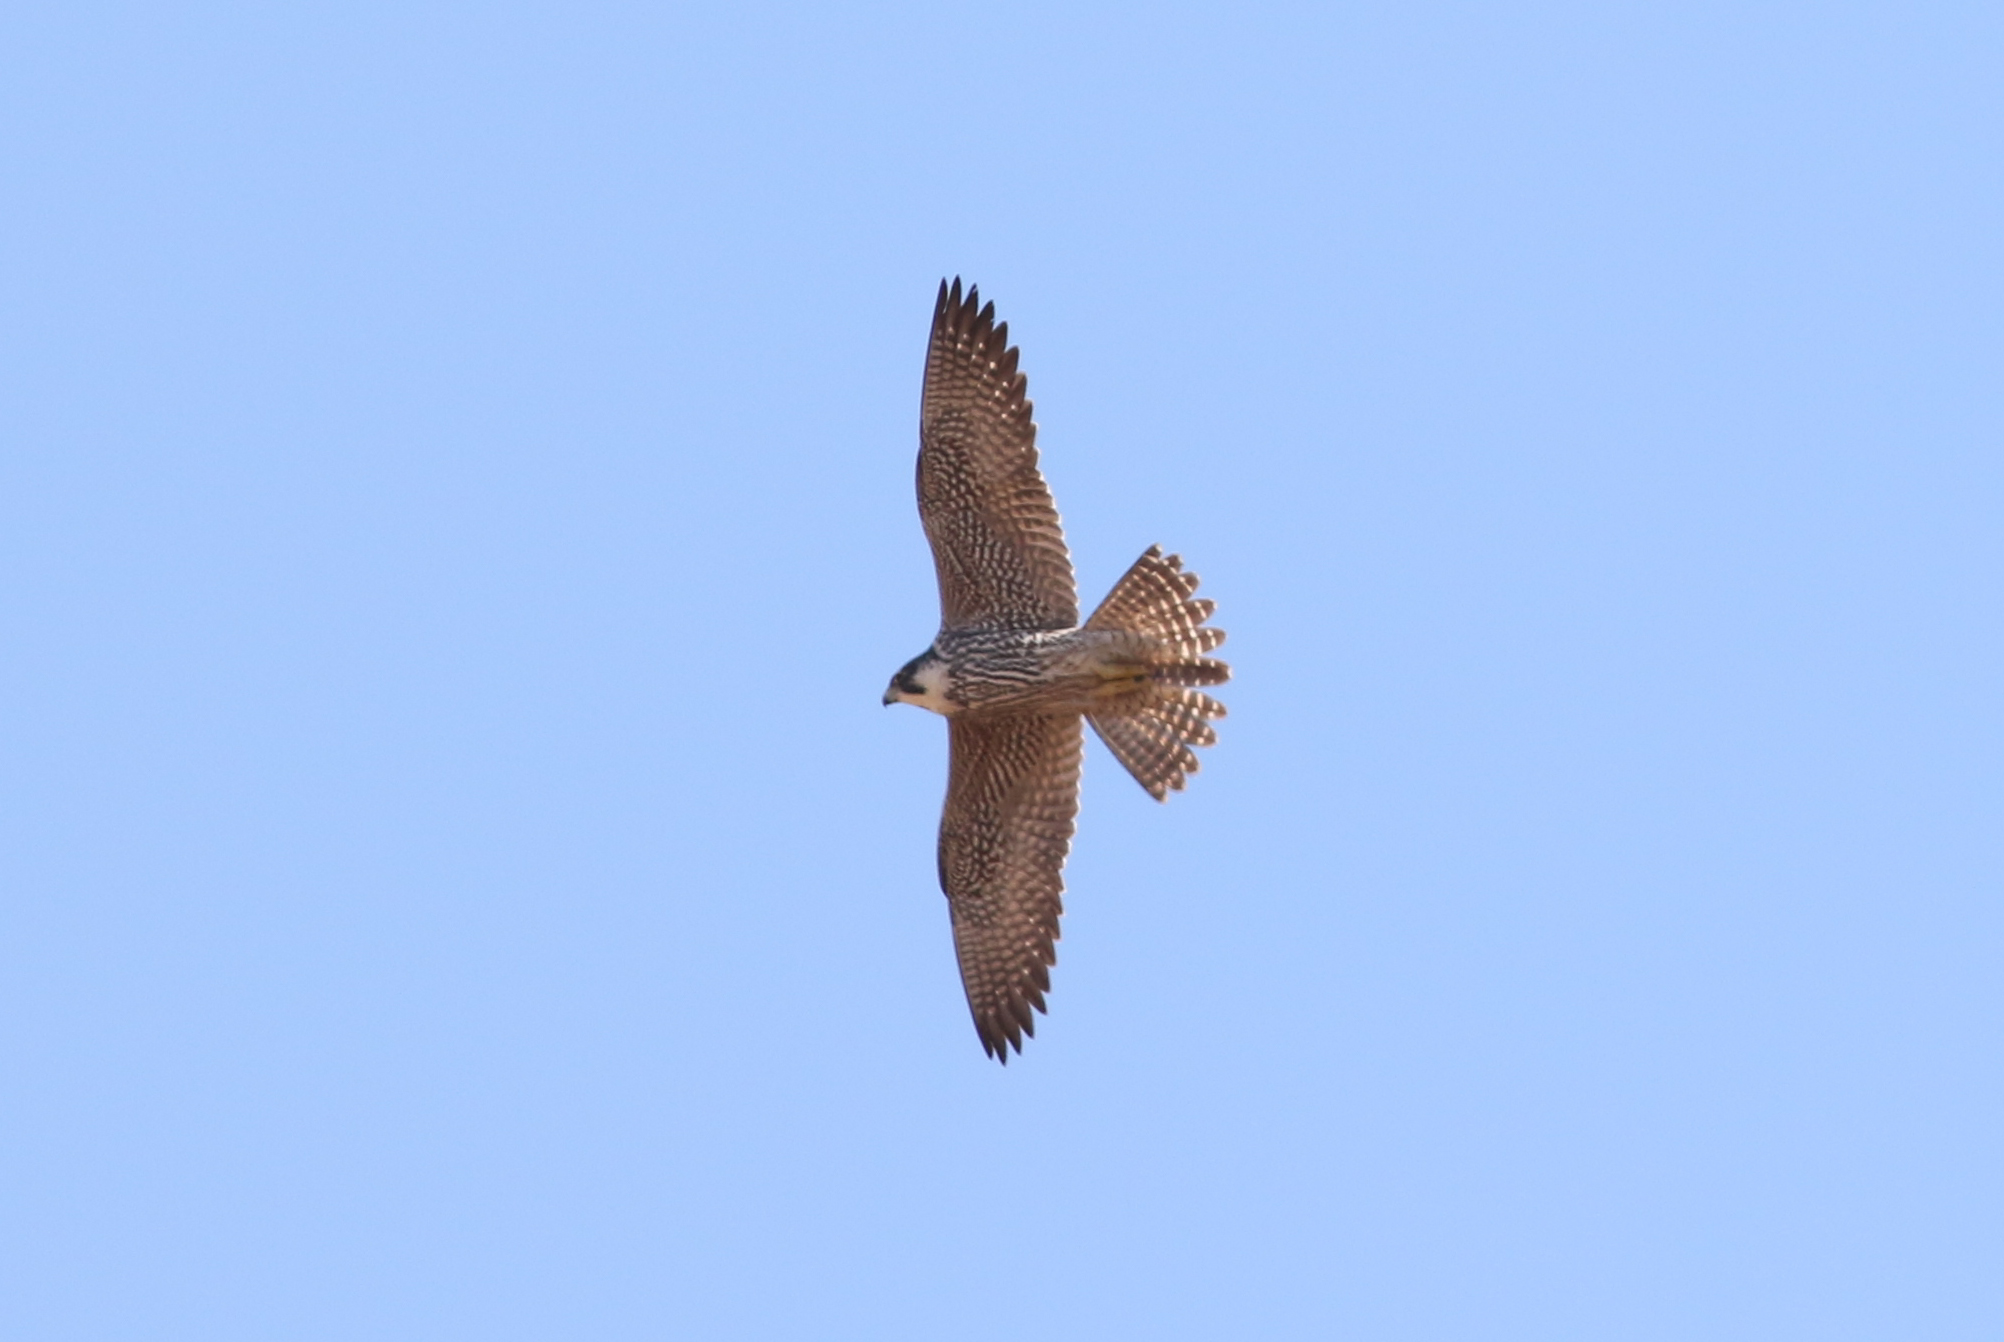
1085;545;1226;663
1150;659;1231;688
1086;545;1231;800
1089;689;1228;801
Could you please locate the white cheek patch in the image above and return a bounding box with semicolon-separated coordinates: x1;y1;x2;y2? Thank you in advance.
910;660;954;714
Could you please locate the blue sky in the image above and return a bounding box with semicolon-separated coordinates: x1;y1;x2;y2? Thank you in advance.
3;3;1999;1338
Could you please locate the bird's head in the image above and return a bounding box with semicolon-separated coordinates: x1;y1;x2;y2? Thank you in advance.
883;648;953;714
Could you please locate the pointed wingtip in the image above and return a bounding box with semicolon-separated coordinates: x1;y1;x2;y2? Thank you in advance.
975;1004;1042;1064
936;277;994;340
980;1030;1018;1065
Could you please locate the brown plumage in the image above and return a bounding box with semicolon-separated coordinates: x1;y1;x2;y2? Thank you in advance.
886;279;1231;1061
940;714;1081;1058
917;279;1077;632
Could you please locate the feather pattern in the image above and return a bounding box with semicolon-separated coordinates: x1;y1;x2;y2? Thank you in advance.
918;279;1079;633
940;713;1084;1061
1089;688;1228;801
1083;545;1231;799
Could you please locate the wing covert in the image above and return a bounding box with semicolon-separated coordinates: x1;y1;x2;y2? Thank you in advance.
918;279;1079;632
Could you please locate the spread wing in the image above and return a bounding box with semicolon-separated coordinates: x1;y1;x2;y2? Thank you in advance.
918;279;1078;632
939;713;1084;1061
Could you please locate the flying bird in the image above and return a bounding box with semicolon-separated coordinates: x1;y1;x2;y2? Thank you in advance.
884;279;1231;1062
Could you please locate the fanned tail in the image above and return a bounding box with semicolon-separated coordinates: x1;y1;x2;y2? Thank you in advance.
1084;546;1231;801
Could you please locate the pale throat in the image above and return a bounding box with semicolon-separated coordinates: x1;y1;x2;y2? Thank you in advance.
902;658;956;715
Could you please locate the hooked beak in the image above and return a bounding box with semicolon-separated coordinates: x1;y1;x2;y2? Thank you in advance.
882;687;898;706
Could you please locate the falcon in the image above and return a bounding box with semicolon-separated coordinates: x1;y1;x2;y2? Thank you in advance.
884;279;1231;1062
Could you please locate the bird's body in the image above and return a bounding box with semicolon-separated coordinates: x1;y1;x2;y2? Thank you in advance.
885;279;1229;1061
891;627;1162;716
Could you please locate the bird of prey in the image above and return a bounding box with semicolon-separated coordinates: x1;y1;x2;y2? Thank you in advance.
884;279;1230;1062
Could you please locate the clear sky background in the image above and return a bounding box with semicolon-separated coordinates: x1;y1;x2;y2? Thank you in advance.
4;3;1999;1338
